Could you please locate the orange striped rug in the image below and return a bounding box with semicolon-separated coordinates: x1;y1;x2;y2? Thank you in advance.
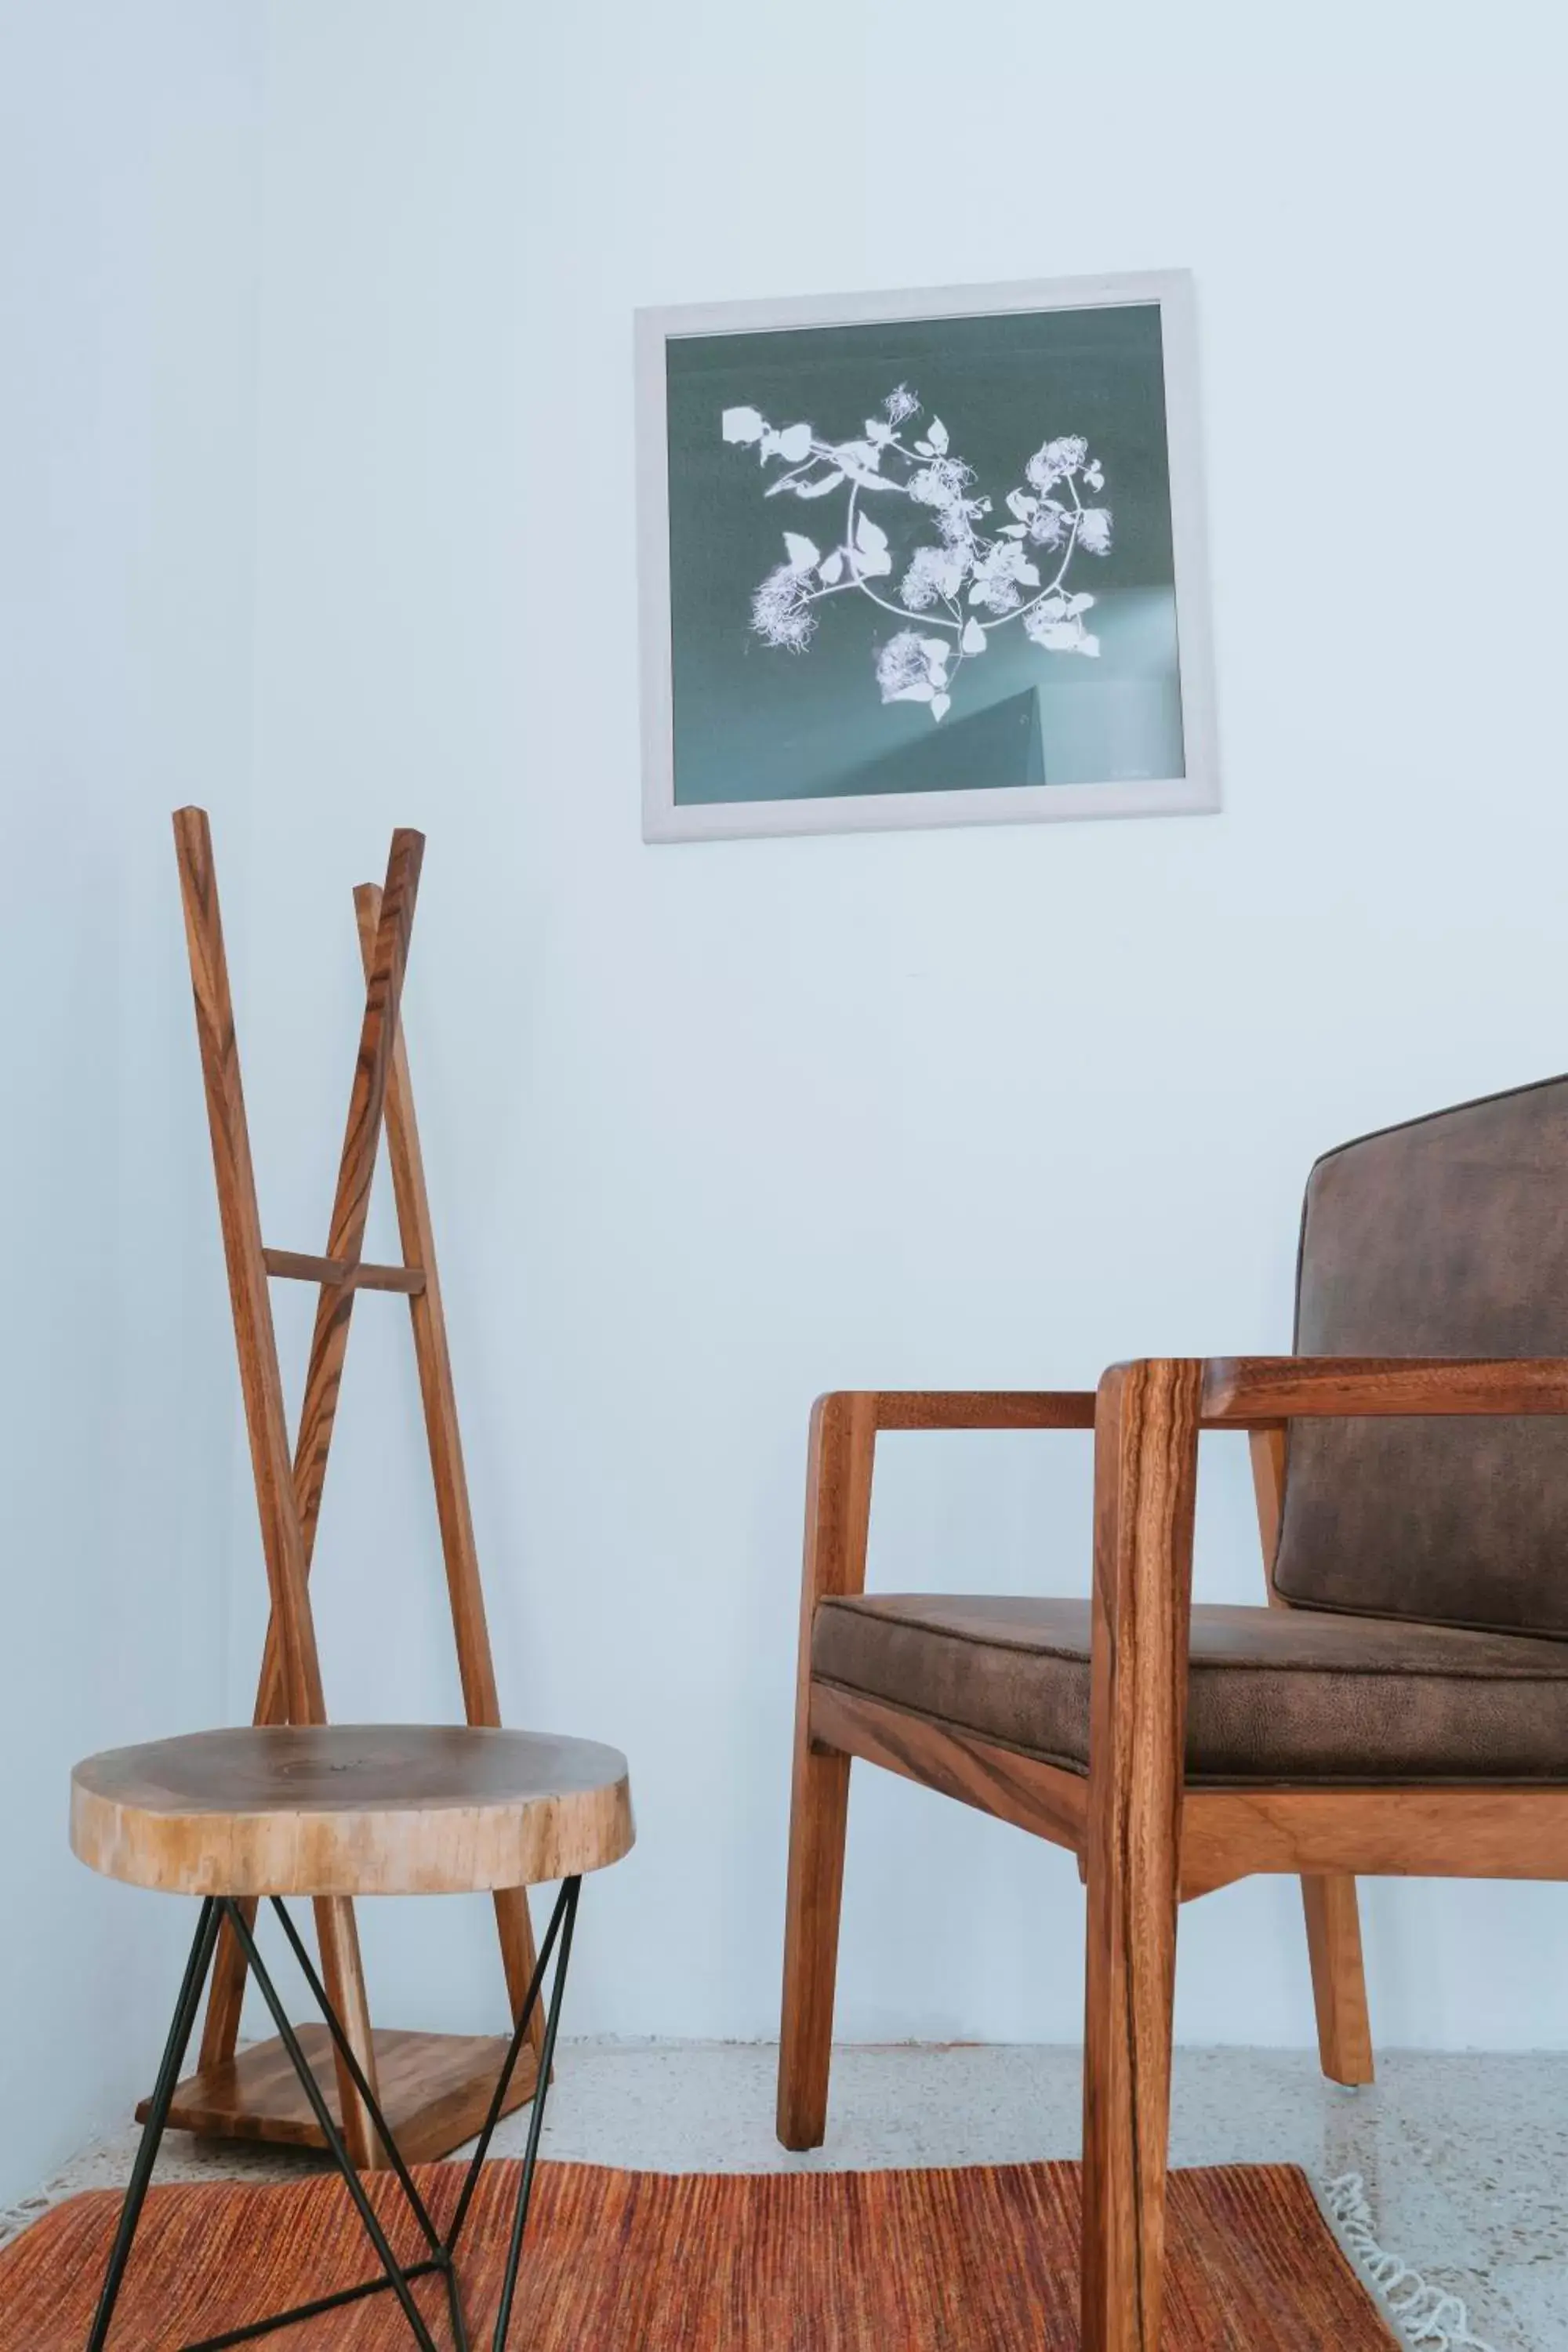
0;2158;1394;2349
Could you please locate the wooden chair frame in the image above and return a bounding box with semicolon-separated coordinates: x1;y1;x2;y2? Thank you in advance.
165;808;543;2169
778;1359;1568;2352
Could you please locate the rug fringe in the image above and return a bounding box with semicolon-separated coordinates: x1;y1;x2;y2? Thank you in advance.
0;2189;56;2255
1323;2174;1496;2351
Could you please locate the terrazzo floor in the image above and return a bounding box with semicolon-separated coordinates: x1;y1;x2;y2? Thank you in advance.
7;2042;1563;2350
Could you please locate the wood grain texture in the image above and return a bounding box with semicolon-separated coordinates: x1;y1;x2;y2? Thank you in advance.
198;835;425;2113
312;1898;379;2165
1205;1354;1568;1421
778;1394;875;2151
172;808;325;1733
1181;1782;1568;1895
262;1248;426;1294
200;840;425;2077
1082;1359;1203;2352
1248;1427;1374;2088
1296;1875;1374;2085
173;808;380;2161
287;829;425;1609
141;2026;539;2164
354;880;544;2050
810;1682;1087;1856
1246;1425;1289;1593
865;1390;1097;1432
72;1725;633;1896
234;829;426;1748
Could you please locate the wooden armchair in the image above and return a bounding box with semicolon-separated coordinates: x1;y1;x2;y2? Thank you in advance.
777;1076;1568;2352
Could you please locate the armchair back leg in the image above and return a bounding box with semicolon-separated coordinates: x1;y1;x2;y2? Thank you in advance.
1082;1361;1201;2352
1299;1872;1375;2085
1249;1429;1376;2086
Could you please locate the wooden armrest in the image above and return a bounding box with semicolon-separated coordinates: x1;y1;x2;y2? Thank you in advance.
827;1389;1097;1432
796;1389;1099;1693
1202;1356;1568;1424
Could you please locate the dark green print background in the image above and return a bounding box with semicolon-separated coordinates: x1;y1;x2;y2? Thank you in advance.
664;303;1185;805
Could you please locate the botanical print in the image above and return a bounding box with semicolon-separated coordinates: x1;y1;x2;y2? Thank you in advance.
726;387;1110;723
641;276;1214;835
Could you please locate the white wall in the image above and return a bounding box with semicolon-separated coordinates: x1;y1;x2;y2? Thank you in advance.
236;0;1568;2055
0;2;262;2208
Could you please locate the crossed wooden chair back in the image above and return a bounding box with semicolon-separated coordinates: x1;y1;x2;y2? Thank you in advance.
170;809;541;2168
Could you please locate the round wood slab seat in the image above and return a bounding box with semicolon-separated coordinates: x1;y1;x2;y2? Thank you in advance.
71;1724;634;1897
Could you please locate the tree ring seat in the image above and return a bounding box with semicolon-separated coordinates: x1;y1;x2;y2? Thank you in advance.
71;1724;634;1897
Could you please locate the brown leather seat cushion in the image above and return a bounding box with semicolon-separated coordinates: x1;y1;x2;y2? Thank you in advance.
812;1594;1568;1784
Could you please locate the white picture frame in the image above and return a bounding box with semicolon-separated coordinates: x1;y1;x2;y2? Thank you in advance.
637;268;1219;844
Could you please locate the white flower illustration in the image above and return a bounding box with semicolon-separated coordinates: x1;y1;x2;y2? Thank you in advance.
899;543;967;611
750;564;817;651
1026;434;1088;491
1023;592;1100;658
877;631;953;719
967;539;1040;615
1017;495;1072;551
908;456;973;511
724;390;1113;721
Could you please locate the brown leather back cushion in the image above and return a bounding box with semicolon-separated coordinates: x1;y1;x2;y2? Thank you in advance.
1274;1075;1568;1639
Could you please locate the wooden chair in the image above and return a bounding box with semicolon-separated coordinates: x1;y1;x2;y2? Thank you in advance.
778;1073;1568;2352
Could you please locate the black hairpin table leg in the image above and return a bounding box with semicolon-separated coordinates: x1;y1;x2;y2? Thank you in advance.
85;1900;222;2352
444;1877;579;2261
488;1886;579;2349
216;1900;446;2352
82;1878;585;2352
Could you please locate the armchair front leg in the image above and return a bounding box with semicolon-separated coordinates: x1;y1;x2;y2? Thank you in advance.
777;1392;877;2150
1082;1359;1203;2352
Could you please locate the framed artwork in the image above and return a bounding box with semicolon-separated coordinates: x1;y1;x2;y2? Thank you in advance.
637;269;1218;844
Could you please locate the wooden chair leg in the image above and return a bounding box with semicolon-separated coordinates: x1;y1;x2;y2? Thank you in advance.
1301;1873;1375;2085
778;1738;851;2150
777;1393;875;2151
1082;1361;1201;2352
1247;1431;1376;2088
